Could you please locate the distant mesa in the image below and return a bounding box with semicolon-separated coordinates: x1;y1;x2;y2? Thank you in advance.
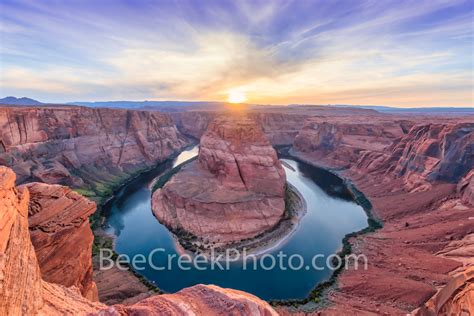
0;96;42;105
152;116;287;249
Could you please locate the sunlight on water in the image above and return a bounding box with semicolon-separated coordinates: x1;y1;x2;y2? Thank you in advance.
173;146;199;167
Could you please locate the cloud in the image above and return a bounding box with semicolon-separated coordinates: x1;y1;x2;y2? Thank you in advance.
0;0;472;106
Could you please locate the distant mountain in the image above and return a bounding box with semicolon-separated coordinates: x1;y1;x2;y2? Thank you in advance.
0;96;43;105
68;100;245;112
331;104;474;115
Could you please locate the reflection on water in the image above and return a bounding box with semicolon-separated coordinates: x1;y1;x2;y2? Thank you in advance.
103;145;368;300
172;145;199;167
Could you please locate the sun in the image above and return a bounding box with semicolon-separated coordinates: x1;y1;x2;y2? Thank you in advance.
227;89;247;104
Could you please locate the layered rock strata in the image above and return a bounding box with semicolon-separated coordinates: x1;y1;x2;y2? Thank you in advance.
0;106;189;202
413;266;474;315
0;166;105;315
0;166;279;315
171;110;310;145
25;182;98;301
293;118;409;168
153;116;287;246
288;121;474;315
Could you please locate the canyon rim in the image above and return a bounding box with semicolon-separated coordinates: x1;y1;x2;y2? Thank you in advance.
1;1;474;315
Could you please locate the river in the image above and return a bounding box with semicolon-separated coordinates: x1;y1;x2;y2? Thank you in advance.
102;145;368;300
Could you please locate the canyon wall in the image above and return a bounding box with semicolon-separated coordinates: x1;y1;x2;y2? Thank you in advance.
0;165;279;315
171;110;310;145
356;123;474;191
0;106;189;202
25;182;98;301
0;166;105;315
153;116;287;246
413;266;474;316
293;118;410;168
289;119;474;315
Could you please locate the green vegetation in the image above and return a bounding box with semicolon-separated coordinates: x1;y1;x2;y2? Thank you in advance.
83;145;197;295
270;154;383;309
284;183;299;219
92;233;162;293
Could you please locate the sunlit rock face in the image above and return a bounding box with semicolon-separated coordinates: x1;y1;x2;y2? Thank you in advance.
0;166;105;316
413;266;474;316
25;182;98;301
0;167;43;315
106;284;279;316
0;106;189;202
293;119;406;168
153;116;286;245
351;122;474;191
0;166;278;315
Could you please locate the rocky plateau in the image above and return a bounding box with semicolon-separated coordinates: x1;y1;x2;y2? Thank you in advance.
152;116;287;247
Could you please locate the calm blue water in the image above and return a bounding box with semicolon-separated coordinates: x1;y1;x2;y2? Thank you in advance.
103;146;368;300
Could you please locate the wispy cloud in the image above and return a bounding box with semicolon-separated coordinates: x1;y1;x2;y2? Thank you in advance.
0;0;472;106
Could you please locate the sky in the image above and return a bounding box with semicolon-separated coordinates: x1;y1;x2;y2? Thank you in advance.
0;0;473;107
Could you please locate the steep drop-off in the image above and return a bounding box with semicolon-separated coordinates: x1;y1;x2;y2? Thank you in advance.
0;166;279;315
0;106;189;202
0;166;105;315
290;120;474;315
293;118;409;168
171;110;311;145
153;116;287;246
25;182;98;301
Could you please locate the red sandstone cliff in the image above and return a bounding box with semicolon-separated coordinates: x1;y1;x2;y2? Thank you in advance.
0;106;189;202
413;266;474;316
290;119;474;315
153;116;287;246
25;182;98;301
0;166;279;315
171;110;311;145
356;123;474;191
293;118;409;168
0;166;105;315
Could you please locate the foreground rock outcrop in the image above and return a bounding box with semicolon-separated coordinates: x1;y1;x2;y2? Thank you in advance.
25;182;98;301
0;166;278;315
0;106;189;202
414;266;474;316
107;284;278;315
0;166;105;315
153;116;287;246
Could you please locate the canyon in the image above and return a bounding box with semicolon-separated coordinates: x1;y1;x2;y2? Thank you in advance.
152;116;288;247
0;106;189;203
0;166;278;315
0;103;473;315
287;118;474;315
